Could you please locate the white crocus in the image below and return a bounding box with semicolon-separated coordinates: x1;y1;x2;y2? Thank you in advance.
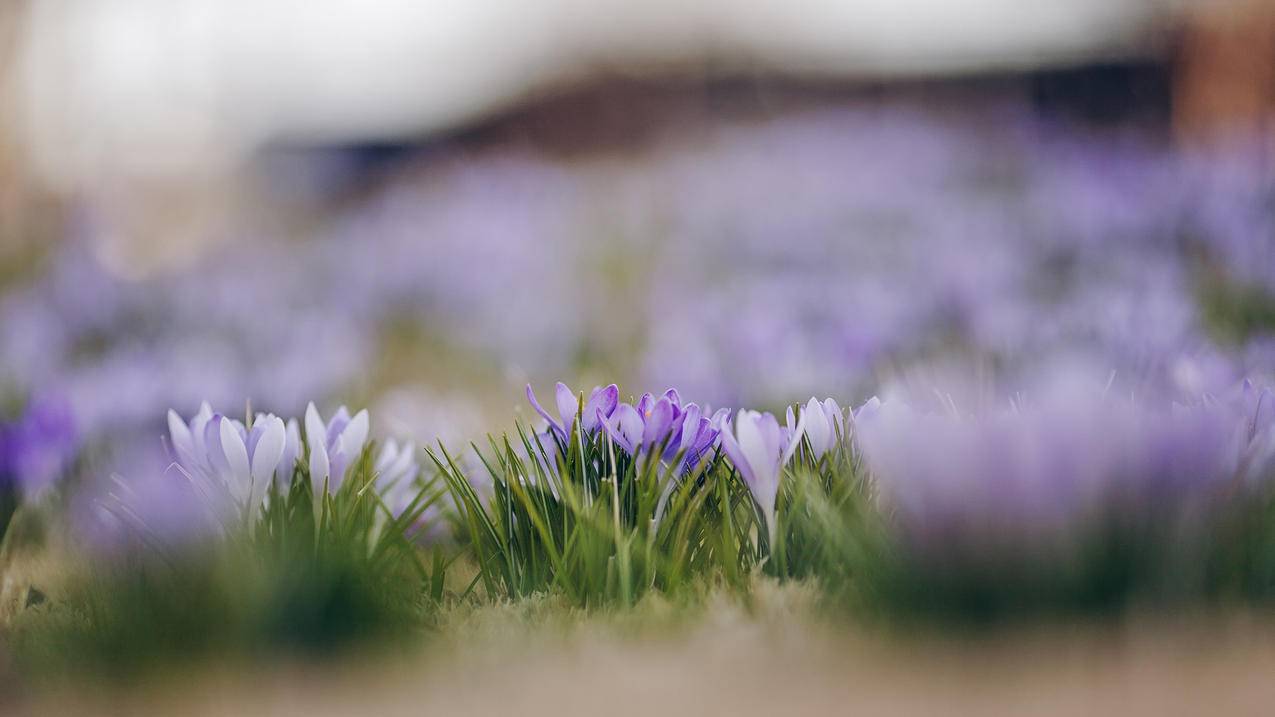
304;402;370;497
375;438;421;519
787;397;844;459
275;418;302;486
166;404;287;524
719;409;804;551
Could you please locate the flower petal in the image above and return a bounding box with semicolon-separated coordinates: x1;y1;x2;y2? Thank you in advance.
526;384;565;438
718;423;756;490
305;402;327;449
340;409;369;460
736;411;778;505
780;409;806;466
250;415;286;486
643;398;675;448
220;417;251;500
803;397;831;457
310;436;330;493
376;438;399;473
167;409;194;465
583;384;619;431
277;418;301;484
555;382;578;428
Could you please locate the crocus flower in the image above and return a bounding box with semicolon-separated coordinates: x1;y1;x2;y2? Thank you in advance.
719;409;805;549
375;437;420;518
167;404;287;522
2;395;78;499
526;382;618;442
786;397;844;459
275;418;302;486
851;373;1263;568
304;402;370;496
673;404;730;470
1234;379;1275;483
854;396;883;422
601;389;725;469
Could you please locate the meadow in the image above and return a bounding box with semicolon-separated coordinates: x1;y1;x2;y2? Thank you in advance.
2;100;1275;712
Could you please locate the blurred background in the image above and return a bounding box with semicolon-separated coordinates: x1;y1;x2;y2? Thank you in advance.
1;0;1274;483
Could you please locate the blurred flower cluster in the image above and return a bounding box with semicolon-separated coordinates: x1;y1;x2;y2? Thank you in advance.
856;373;1275;560
1;104;1273;492
0;394;78;500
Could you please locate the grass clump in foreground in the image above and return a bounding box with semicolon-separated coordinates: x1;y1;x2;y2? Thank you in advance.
5;444;449;678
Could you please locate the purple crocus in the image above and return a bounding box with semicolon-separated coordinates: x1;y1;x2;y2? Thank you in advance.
601;388;725;469
851;374;1266;565
526;382;619;442
719;409;805;548
1234;379;1275;483
2;395;79;499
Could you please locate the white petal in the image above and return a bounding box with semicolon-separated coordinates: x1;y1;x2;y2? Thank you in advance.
375;438;398;473
250;415;287;485
803;398;830;456
277;418;301;482
781;409;806;466
167;409;194;462
305;402;326;449
736;412;777;496
310;438;330;491
823;398;844;437
220;417;251;494
190;409;213;466
196;401;213;416
389;441;417;481
340;409;369;460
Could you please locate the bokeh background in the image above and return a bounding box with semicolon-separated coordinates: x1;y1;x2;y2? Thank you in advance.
2;0;1274;497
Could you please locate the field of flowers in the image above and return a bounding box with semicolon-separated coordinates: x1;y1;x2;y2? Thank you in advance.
2;97;1275;709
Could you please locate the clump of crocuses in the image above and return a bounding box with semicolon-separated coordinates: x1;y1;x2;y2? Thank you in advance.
166;403;290;524
163;401;373;528
526;382;619;443
599;389;727;470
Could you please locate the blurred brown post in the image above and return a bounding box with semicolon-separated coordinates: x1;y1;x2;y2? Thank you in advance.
1176;0;1275;146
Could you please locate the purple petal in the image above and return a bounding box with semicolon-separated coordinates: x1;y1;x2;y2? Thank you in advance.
555;382;578;428
636;393;655;416
601;408;636;454
583;384;619;431
526;384;566;439
615;404;645;451
719;424;757;490
643;398;676;447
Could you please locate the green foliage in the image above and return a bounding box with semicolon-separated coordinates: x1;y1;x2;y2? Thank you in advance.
1198;275;1275;344
432;403;890;609
18;393;1275;681
8;443;450;677
432;425;755;607
0;484;16;550
769;446;890;595
848;474;1275;625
